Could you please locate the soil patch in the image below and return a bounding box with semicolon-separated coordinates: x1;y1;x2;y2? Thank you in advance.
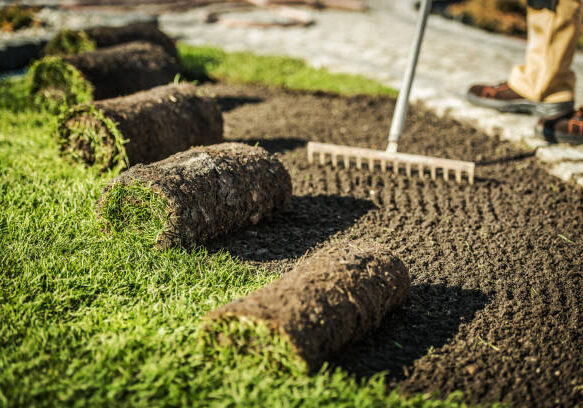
200;83;583;407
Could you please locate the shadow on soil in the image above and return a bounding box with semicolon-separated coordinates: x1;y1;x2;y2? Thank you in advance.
233;137;307;154
329;284;488;382
215;96;263;112
207;194;376;262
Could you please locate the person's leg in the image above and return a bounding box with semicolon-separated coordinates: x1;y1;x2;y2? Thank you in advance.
508;0;581;104
467;0;580;117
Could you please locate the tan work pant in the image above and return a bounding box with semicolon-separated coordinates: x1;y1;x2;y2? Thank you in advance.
508;0;582;103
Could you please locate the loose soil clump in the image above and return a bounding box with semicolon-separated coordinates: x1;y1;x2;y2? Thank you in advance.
44;22;177;58
97;142;291;249
59;41;179;100
196;83;583;407
57;83;223;171
206;240;410;372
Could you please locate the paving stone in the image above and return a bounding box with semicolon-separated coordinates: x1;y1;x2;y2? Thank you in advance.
536;145;583;163
549;162;583;182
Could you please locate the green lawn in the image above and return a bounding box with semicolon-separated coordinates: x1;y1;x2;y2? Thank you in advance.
1;45;472;407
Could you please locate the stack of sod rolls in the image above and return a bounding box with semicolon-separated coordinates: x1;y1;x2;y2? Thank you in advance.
56;83;224;171
202;240;410;372
29;41;180;105
96;143;292;249
44;21;177;58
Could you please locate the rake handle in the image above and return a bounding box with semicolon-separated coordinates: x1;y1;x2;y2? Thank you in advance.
387;0;432;153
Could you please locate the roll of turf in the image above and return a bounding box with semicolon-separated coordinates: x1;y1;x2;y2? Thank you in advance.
60;41;180;100
97;143;292;248
44;22;177;59
57;83;223;171
203;240;410;372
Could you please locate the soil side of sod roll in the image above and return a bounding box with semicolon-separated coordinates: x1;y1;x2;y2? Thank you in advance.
97;143;292;249
205;240;410;372
84;22;178;59
61;41;180;100
58;83;223;170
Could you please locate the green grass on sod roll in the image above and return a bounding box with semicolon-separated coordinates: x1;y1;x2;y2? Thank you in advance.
56;104;128;172
0;46;476;407
44;29;97;56
98;181;171;243
27;56;94;111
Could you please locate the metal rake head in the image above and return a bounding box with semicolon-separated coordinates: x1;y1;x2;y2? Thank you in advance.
307;142;475;184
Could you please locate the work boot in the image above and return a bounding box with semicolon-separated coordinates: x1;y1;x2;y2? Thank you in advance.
535;108;583;145
467;82;574;117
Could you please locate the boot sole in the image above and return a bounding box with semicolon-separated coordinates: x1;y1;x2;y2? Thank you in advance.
467;92;574;117
535;123;583;145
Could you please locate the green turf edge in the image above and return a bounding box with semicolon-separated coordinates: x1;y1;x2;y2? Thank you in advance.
178;43;398;97
56;104;128;172
97;180;171;244
27;56;94;112
43;29;97;56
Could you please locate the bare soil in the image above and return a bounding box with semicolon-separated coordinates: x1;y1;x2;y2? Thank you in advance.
200;83;583;407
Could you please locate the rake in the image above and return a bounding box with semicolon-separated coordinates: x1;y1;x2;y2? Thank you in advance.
306;0;475;184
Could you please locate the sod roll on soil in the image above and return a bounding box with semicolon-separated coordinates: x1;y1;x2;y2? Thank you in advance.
97;143;292;248
203;240;410;372
44;22;177;58
57;83;223;171
42;41;180;100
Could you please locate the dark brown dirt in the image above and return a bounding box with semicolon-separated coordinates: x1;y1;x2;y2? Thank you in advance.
62;41;180;99
61;83;223;168
207;240;410;372
98;142;292;249
84;21;178;58
199;83;583;407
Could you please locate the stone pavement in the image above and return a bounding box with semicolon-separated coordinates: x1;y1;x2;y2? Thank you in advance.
160;0;583;187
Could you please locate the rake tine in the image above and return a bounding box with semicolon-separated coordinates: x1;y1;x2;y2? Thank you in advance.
455;169;462;183
369;158;374;171
393;160;399;174
430;166;437;181
381;160;387;172
418;164;424;178
406;163;412;178
332;154;338;167
343;155;350;168
319;152;325;165
443;168;449;181
356;157;362;170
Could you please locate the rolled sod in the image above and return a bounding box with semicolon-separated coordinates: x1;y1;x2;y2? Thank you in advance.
203;241;410;372
97;143;292;248
44;22;177;59
60;41;180;100
57;83;223;171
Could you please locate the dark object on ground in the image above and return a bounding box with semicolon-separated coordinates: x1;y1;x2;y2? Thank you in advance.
205;240;410;372
44;21;178;58
0;38;47;71
85;21;177;58
97;143;292;249
196;83;583;407
467;82;574;117
535;108;583;145
57;83;223;171
61;41;180;100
